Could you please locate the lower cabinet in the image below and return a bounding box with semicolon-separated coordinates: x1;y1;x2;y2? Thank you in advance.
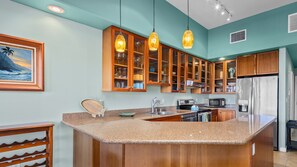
218;109;236;122
211;109;218;122
146;115;182;122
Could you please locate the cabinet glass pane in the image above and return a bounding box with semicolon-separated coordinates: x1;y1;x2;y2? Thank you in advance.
201;61;206;92
187;56;193;80
226;61;236;93
172;50;178;92
148;50;159;83
206;63;212;93
194;58;200;81
180;53;186;92
133;37;145;89
114;31;129;89
214;63;224;93
161;47;170;84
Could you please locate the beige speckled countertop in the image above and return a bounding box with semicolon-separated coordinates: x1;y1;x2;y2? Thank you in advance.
62;107;276;145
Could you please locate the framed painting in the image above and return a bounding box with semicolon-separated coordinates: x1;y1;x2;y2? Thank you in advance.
0;34;44;91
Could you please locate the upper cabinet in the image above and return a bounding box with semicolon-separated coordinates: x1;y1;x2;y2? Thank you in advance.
213;60;236;94
237;50;279;77
179;53;187;93
256;51;279;75
237;54;257;77
160;45;171;86
193;57;202;83
201;61;213;94
102;26;147;92
147;48;160;85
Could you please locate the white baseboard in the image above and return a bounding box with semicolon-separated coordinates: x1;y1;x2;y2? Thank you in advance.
279;147;287;152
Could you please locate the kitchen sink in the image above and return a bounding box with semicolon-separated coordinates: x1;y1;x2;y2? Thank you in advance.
147;110;176;116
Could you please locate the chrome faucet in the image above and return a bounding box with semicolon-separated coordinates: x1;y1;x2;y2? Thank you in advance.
151;97;160;114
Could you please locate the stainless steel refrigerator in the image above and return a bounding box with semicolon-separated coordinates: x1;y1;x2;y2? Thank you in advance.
236;76;278;150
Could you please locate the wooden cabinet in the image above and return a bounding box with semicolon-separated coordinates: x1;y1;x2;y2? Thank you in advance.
103;26;147;92
201;61;213;94
160;45;171;85
179;52;187;93
161;50;187;93
147;48;160;85
213;62;224;93
256;50;279;75
225;60;237;93
211;109;218;122
237;54;257;77
146;115;182;122
193;57;202;83
237;50;279;77
187;55;194;80
218;109;236;122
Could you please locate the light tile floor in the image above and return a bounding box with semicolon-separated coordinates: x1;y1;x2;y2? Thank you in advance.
274;151;297;167
274;130;297;167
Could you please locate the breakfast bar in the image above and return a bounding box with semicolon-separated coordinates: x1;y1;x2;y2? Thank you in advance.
63;110;276;167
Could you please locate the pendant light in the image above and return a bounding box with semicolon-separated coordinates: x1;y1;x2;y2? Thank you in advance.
148;0;159;51
115;0;126;53
182;0;194;49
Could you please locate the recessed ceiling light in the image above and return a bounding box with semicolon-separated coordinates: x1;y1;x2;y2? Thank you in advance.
48;5;64;14
219;57;225;61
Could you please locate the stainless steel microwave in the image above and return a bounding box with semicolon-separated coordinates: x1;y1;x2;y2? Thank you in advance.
209;98;226;108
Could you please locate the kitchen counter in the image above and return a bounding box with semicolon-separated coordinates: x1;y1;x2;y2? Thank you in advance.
64;108;276;167
63;108;275;145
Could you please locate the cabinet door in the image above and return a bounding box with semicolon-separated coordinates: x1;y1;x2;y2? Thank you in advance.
237;54;256;77
225;60;237;93
214;62;224;93
205;62;213;93
161;46;170;85
148;48;160;85
171;50;179;92
193;58;201;82
257;51;279;75
201;60;207;93
131;36;146;92
187;55;194;80
113;30;131;91
211;109;218;122
179;53;186;93
218;110;236;122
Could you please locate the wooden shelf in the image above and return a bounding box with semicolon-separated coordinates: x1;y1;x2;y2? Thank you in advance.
114;63;128;67
149;72;158;75
134;67;143;70
114;77;128;80
149;57;158;61
134;51;144;55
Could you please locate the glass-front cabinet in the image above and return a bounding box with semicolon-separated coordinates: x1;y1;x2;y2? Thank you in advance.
187;55;194;80
148;49;160;84
193;57;201;82
132;36;146;91
214;62;224;93
179;53;186;93
225;60;236;93
102;26;147;92
171;50;179;92
161;46;170;85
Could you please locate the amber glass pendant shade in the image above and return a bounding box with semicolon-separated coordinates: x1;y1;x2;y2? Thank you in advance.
148;31;159;51
182;29;194;49
115;34;126;53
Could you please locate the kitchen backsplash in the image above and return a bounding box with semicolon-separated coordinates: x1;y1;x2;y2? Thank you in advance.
100;86;236;110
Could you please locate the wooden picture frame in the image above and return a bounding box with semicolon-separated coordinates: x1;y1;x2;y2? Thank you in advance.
0;34;44;91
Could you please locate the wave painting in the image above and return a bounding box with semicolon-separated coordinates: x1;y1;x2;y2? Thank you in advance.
0;45;33;82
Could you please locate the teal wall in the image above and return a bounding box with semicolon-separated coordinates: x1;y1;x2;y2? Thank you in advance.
208;2;297;60
0;1;210;166
13;0;208;59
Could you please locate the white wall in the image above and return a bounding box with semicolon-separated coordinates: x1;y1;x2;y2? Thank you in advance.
278;48;295;152
0;1;209;166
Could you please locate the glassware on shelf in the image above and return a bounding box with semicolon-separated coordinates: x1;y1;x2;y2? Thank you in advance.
122;68;127;78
